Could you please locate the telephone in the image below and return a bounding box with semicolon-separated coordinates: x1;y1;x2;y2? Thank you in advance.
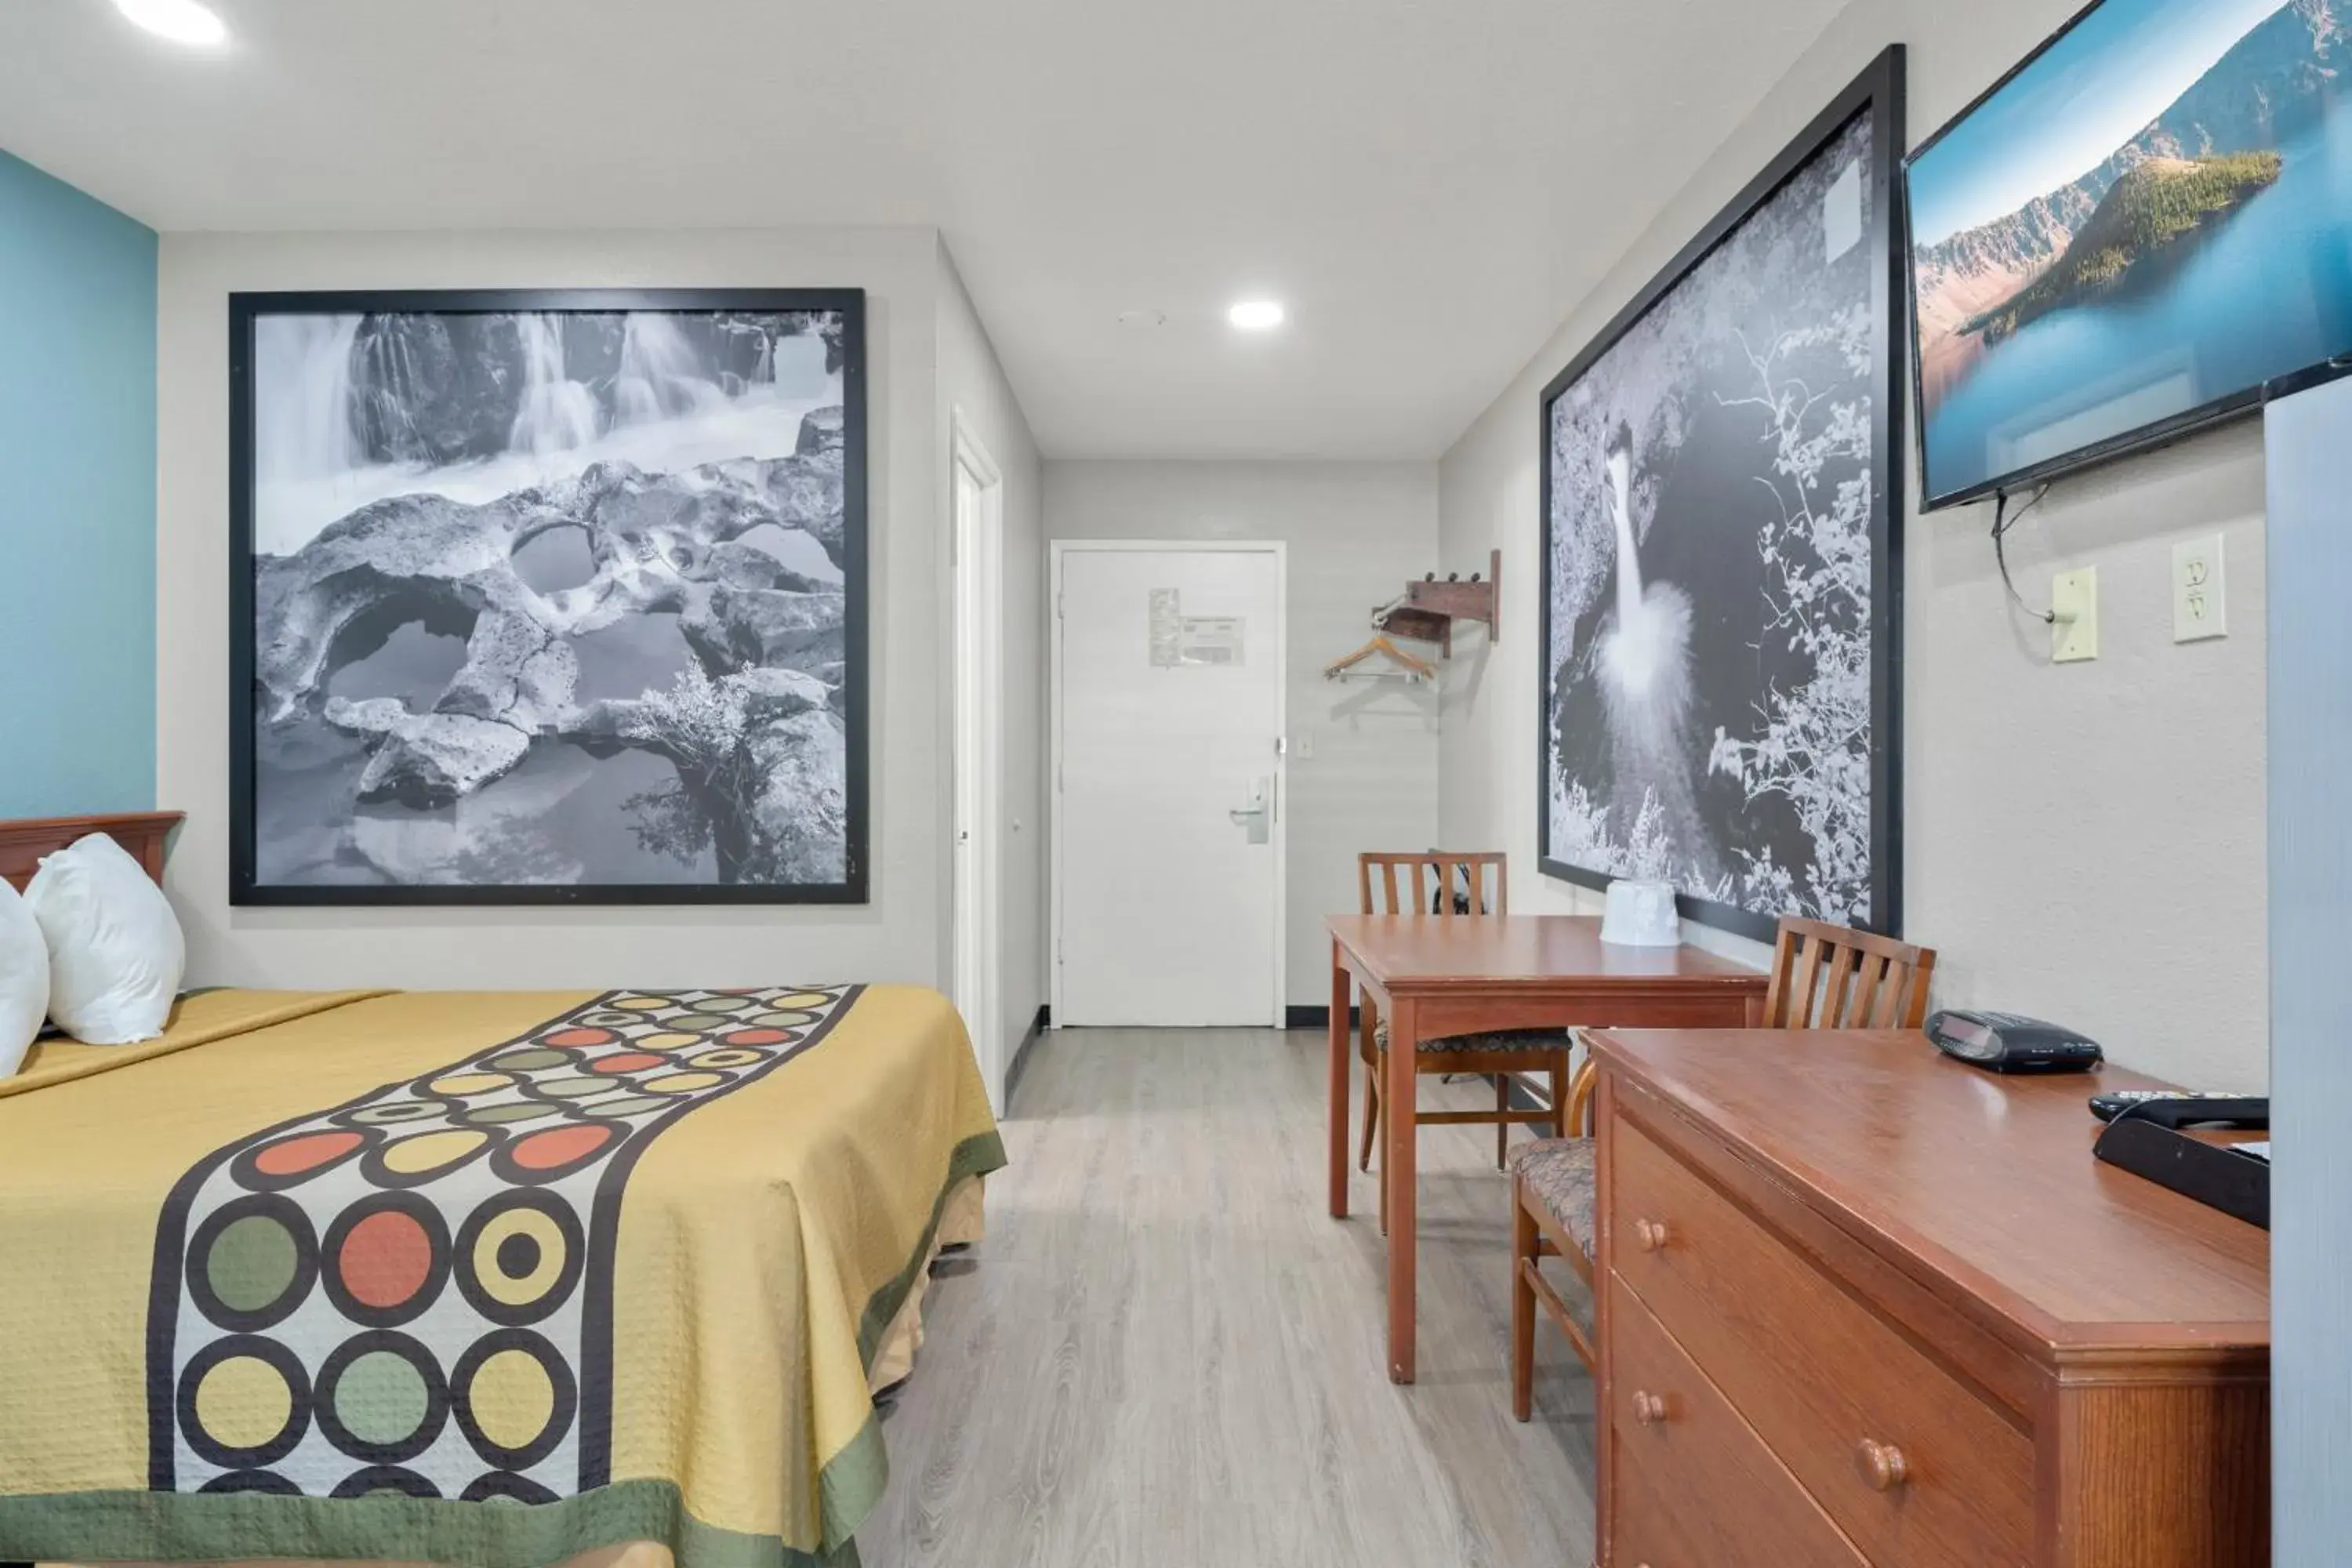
1923;1009;2104;1073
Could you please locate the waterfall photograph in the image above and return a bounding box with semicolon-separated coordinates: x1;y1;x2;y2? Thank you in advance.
230;290;868;905
1538;56;1902;940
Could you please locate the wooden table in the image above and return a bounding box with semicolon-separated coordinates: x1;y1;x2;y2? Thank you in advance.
1326;914;1767;1382
1588;1026;2268;1564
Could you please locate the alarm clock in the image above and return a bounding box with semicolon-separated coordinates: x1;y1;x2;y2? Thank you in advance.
1925;1009;2103;1074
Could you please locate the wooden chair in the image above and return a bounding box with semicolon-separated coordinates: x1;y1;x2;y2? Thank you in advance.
1508;913;1937;1418
1758;916;1938;1030
1355;852;1573;1235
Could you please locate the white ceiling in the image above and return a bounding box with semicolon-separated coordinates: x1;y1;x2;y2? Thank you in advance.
0;0;1850;459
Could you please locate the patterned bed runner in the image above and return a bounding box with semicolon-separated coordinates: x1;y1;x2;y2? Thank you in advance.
149;986;860;1503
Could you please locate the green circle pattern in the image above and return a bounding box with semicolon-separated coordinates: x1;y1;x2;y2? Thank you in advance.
350;1102;445;1126
583;1095;669;1119
467;1102;561;1127
206;1214;299;1313
335;1350;430;1445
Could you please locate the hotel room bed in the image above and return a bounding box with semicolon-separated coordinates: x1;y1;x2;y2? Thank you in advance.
0;822;1004;1568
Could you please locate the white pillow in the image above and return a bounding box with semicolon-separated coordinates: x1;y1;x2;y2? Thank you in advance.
24;833;186;1045
0;880;49;1075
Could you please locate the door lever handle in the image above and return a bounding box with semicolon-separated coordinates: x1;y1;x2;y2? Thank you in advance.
1228;778;1272;844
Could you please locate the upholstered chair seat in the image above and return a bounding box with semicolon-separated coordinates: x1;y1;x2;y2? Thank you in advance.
1374;1018;1573;1054
1508;1138;1595;1255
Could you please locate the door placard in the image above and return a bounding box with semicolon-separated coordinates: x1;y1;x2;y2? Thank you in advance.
1149;588;1245;667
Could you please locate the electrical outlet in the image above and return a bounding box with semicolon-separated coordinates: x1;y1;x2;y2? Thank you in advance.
1293;731;1315;760
2052;567;2099;662
2172;535;2227;641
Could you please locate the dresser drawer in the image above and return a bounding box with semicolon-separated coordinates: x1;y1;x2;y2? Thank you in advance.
1609;1274;1867;1568
1610;1114;2034;1566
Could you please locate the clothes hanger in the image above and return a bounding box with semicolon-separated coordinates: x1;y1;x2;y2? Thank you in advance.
1323;632;1438;684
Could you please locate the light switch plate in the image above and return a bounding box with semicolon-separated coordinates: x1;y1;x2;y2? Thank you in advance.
2052;567;2099;662
2172;535;2227;641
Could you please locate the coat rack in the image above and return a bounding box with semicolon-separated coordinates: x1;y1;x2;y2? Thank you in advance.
1375;548;1500;658
1323;550;1501;684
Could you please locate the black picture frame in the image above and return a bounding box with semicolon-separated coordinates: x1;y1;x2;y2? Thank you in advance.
1904;0;2352;511
228;288;869;906
1535;47;1907;943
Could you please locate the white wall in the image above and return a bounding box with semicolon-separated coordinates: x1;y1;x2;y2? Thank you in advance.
1043;460;1445;1007
1437;0;2270;1091
934;240;1050;1064
2265;373;2352;1565
159;226;980;992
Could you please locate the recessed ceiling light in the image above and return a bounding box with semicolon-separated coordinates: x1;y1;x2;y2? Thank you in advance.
113;0;228;47
1229;299;1285;332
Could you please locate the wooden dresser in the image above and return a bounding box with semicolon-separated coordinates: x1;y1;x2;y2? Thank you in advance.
1586;1028;2269;1568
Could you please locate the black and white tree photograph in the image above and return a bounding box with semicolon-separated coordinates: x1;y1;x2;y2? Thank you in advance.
1539;56;1901;939
231;290;867;905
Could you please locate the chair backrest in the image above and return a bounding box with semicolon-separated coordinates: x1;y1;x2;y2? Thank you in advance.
1761;916;1937;1030
1358;851;1508;917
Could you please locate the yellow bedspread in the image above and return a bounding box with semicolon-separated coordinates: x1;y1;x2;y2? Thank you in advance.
0;985;1005;1568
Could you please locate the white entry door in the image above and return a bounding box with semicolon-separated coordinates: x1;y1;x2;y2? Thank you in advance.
1054;542;1286;1026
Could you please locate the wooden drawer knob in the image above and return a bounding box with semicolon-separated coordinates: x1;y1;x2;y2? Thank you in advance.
1632;1218;1671;1253
1857;1438;1909;1492
1631;1390;1668;1426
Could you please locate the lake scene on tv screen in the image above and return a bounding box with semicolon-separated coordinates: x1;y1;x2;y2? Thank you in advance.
1909;0;2352;504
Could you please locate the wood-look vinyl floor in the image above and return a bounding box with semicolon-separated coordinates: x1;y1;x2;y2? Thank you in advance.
860;1025;1598;1568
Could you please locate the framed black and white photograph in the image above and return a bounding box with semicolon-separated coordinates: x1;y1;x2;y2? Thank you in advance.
1538;50;1905;942
230;289;868;906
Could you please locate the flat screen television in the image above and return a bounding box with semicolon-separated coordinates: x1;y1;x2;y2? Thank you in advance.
1906;0;2352;510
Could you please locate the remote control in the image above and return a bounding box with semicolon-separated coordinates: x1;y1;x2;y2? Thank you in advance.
2089;1090;2268;1129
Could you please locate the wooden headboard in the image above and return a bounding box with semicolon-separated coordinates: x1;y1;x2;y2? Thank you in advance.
0;811;184;892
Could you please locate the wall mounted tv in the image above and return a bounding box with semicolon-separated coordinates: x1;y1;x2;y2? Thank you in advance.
1907;0;2352;510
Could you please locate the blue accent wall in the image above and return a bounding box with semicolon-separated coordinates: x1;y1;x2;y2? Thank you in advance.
0;151;156;817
